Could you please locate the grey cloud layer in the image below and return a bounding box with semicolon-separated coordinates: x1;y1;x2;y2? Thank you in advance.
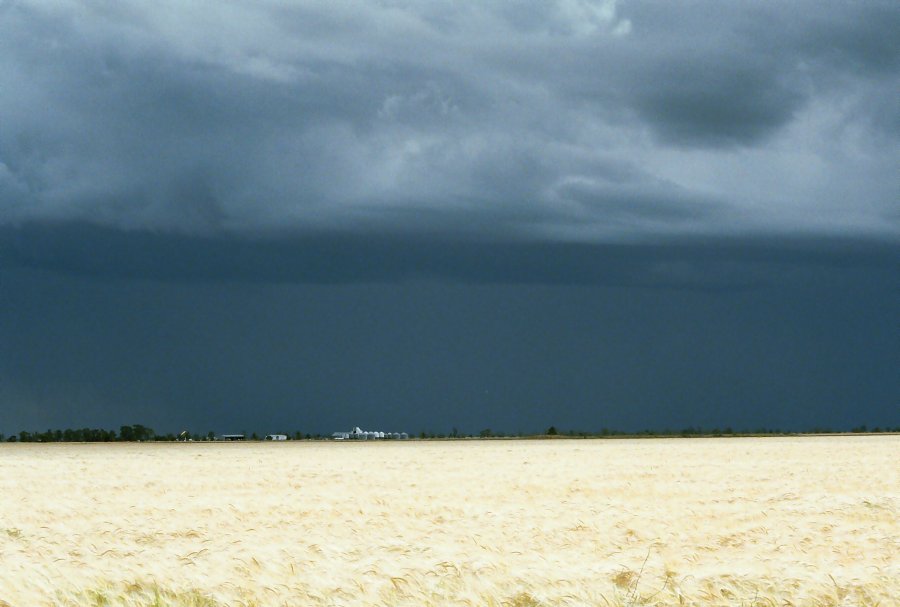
1;0;897;240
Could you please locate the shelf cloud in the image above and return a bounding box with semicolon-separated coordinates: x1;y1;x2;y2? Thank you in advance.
1;0;896;247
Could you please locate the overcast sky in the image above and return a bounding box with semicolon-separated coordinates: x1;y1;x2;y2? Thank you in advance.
1;1;897;435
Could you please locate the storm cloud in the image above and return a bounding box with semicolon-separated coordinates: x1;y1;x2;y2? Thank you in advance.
0;1;897;434
1;0;897;241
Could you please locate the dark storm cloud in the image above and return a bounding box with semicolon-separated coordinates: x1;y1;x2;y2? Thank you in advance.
629;58;805;147
1;259;897;435
0;1;897;241
1;222;896;290
613;2;900;146
1;2;898;436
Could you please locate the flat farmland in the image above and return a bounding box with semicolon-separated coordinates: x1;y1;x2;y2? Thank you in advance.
0;436;897;606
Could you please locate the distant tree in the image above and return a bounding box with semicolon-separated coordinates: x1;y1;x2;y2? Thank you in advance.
479;428;492;438
207;431;216;441
7;435;17;442
135;425;154;441
546;426;558;436
120;424;153;441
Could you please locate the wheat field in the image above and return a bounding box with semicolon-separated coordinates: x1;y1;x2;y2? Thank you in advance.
0;436;897;606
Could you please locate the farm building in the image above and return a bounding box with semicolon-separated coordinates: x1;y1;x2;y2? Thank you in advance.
331;427;408;440
264;434;287;441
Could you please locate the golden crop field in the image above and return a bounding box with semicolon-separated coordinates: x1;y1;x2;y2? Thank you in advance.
0;436;897;606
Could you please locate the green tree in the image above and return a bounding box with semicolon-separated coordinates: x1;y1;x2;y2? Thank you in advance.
546;426;558;436
134;424;154;441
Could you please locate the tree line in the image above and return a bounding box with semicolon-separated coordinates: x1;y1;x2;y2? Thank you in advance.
4;425;159;443
2;423;897;443
1;426;320;443
475;424;898;438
